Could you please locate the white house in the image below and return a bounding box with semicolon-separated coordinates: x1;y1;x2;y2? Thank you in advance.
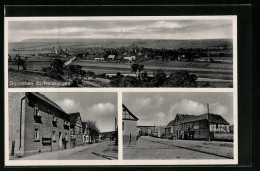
122;104;139;146
108;55;116;60
124;56;136;62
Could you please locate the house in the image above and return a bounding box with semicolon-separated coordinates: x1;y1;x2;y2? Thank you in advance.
138;126;165;138
9;92;71;157
108;55;116;60
69;112;83;147
166;113;230;140
137;126;153;136
100;131;117;141
157;127;166;138
82;122;90;145
124;56;136;62
122;104;139;146
94;57;104;61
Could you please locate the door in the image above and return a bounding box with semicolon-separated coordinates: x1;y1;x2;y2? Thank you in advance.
59;132;62;150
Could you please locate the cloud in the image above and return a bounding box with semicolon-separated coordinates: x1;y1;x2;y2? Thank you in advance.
134;95;164;110
136;97;152;107
85;103;115;117
154;95;164;107
56;98;80;112
169;99;206;116
210;102;228;115
139;111;166;126
169;99;229;120
8;19;233;42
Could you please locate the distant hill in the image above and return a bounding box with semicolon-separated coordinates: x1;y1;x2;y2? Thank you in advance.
15;38;233;49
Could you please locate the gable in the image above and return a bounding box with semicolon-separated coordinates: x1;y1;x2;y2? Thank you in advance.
122;104;138;121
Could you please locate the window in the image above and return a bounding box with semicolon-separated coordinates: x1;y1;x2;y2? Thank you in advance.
65;133;68;141
52;131;56;142
34;104;39;116
53;116;57;122
34;128;40;141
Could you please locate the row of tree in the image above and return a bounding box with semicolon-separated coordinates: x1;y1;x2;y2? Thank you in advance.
110;63;203;87
83;120;100;144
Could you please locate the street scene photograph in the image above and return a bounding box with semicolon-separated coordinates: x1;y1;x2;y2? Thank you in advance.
8;92;118;160
122;92;234;160
7;16;234;88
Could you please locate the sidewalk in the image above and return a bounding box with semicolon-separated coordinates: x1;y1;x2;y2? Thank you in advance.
14;142;104;160
140;136;234;159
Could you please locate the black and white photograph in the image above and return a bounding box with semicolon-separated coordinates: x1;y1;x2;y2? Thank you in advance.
7;92;118;161
6;16;236;88
122;92;235;160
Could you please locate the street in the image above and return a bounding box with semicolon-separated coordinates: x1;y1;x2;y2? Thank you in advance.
17;141;118;160
124;136;233;160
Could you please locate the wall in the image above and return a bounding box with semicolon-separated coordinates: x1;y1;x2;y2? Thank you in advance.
123;120;137;145
8;92;26;157
23;98;71;156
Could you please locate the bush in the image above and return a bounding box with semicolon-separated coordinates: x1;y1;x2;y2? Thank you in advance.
166;71;198;87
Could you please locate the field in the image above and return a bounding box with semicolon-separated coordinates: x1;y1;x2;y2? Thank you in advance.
8;39;233;88
8;70;70;88
72;60;233;81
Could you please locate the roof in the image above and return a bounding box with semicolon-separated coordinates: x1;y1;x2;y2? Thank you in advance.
166;113;229;127
166;120;174;128
108;55;115;58
26;92;66;114
181;113;229;125
122;104;139;121
166;114;193;128
68;112;82;126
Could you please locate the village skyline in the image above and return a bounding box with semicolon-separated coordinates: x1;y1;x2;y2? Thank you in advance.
123;92;233;127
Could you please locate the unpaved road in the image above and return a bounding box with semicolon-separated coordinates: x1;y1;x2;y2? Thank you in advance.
124;137;232;160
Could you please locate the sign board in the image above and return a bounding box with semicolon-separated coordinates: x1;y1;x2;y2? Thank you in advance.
42;138;52;146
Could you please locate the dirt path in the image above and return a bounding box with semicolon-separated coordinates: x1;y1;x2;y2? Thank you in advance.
124;136;233;160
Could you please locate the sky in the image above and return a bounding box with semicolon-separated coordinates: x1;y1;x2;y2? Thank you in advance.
123;92;233;127
8;19;233;42
42;92;117;133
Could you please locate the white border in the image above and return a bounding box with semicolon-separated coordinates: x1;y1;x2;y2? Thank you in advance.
4;16;238;166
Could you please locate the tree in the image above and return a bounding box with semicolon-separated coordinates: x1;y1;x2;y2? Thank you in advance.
151;69;167;87
167;70;198;87
84;120;100;144
68;65;86;87
131;63;145;77
50;58;65;75
14;55;26;71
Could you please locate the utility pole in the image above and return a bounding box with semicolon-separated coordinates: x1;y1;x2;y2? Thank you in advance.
207;103;211;142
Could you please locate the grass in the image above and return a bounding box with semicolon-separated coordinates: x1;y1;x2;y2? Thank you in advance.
8;70;70;88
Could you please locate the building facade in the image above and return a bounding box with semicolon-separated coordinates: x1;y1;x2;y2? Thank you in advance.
82;122;90;145
122;104;139;146
69;112;83;147
9;92;71;157
166;113;230;141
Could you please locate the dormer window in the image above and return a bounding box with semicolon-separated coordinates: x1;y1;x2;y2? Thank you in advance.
33;104;42;121
52;116;57;127
34;104;39;116
53;116;57;122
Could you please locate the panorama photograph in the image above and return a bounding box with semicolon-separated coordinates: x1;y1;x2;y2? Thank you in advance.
122;92;234;160
7;17;234;88
8;92;118;160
